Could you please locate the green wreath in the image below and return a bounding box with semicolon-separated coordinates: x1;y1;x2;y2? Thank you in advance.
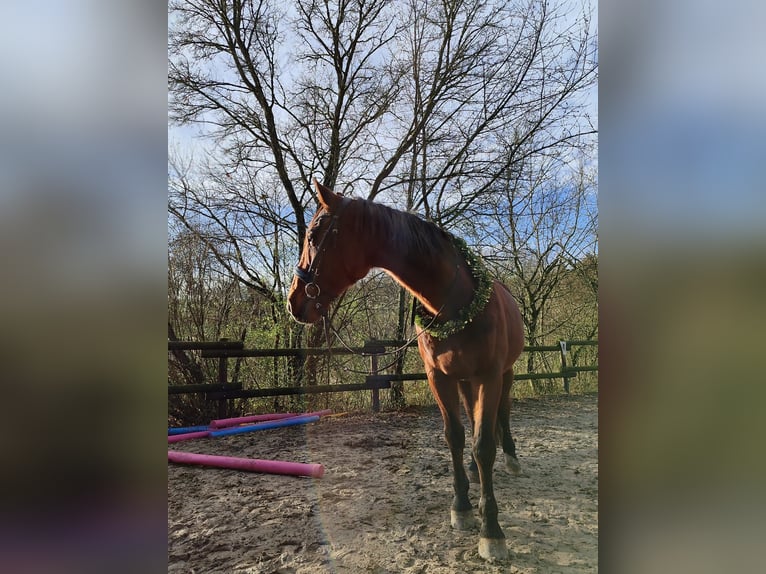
414;235;494;339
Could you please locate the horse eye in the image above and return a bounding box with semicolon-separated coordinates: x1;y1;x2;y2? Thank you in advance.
307;227;321;247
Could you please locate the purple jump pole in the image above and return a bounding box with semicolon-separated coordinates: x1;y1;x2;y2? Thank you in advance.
209;409;333;429
168;450;324;478
208;414;320;438
168;430;210;443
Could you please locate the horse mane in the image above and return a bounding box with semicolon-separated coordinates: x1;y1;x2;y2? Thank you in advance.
350;198;453;266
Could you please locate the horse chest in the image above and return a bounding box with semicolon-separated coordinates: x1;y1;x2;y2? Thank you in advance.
418;340;478;379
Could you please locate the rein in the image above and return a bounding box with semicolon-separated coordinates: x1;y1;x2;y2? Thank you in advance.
324;260;462;375
326;294;449;375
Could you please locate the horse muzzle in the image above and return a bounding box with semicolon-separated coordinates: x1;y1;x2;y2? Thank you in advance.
287;298;324;325
287;280;326;325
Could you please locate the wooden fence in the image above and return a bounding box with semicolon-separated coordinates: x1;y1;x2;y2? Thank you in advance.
169;339;597;413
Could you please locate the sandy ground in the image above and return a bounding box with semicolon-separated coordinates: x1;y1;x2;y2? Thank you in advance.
168;393;597;573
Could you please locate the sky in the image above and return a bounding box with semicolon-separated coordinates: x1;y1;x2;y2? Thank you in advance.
601;0;766;247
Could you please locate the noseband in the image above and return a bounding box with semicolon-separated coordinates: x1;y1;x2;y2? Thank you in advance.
293;197;350;308
293;264;320;298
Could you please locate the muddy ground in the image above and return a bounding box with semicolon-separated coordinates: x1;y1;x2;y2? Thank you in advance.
168;393;597;573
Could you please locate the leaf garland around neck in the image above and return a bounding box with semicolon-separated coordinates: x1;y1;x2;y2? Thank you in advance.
413;234;494;339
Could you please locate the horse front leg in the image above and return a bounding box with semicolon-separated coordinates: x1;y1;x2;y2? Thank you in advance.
428;370;476;531
473;380;508;561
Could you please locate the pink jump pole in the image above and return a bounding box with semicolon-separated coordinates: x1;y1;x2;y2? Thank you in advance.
168;450;324;478
168;430;210;443
209;409;333;429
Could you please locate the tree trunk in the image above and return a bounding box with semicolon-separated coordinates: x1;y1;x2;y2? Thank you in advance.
390;286;409;409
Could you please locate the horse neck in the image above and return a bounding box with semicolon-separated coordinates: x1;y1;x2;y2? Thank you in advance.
359;206;475;318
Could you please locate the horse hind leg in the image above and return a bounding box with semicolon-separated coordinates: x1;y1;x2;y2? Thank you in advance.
498;371;522;475
468;454;480;484
447;422;478;532
459;380;481;483
469;374;521;479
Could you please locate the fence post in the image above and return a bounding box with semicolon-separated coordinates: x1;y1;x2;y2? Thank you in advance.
559;341;570;394
366;340;382;413
218;338;229;418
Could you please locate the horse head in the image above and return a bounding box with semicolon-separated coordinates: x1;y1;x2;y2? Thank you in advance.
287;179;366;324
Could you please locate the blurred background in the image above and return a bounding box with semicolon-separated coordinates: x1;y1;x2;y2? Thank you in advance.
0;0;764;572
600;0;766;572
0;1;167;573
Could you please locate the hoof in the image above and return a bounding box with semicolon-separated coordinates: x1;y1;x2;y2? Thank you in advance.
478;537;508;561
505;454;522;475
450;509;477;531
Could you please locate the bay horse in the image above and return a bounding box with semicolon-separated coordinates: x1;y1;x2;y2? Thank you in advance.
287;179;524;561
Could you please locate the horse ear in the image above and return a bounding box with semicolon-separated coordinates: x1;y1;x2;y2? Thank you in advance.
313;178;342;212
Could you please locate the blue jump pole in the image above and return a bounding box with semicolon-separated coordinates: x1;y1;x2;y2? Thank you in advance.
168;425;209;435
209;415;321;438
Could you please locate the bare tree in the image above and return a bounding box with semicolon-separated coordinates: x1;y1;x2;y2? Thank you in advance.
479;151;597;390
169;0;596;234
376;0;597;222
168;226;254;420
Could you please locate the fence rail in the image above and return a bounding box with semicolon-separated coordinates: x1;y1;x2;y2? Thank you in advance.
168;340;245;351
168;339;598;413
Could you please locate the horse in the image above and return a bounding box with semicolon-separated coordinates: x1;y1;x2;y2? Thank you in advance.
287;179;525;561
